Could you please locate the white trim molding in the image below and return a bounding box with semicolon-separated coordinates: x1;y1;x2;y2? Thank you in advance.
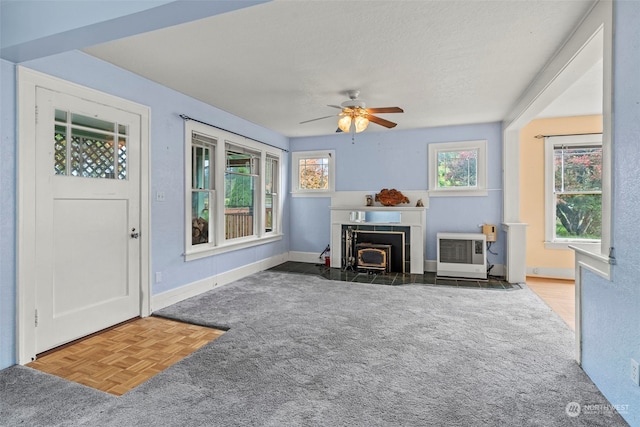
289;251;326;264
152;253;288;312
526;266;574;280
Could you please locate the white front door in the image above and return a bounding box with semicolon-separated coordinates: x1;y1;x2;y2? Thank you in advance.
34;87;141;353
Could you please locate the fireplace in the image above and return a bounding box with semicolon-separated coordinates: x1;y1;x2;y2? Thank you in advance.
330;196;427;275
345;228;406;273
356;244;391;272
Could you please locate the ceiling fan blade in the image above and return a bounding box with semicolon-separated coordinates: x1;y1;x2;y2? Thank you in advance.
366;107;404;114
327;105;343;110
335;127;343;133
299;115;336;124
367;115;398;129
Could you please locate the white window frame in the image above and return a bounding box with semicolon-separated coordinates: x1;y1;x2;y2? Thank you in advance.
544;134;602;250
291;150;335;197
184;120;283;261
428;140;487;197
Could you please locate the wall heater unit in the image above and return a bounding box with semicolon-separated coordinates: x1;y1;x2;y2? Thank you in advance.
436;233;487;279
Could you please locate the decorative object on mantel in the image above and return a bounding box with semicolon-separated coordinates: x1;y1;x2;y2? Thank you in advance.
366;195;374;206
416;199;424;207
375;188;410;206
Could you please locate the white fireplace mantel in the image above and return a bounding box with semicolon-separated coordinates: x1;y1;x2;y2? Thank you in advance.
330;203;427;274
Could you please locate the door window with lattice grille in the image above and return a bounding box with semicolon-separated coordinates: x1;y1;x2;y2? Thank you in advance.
54;109;127;179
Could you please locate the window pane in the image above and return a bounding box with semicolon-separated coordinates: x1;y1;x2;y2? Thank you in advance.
227;151;256;175
54;110;124;179
265;157;277;233
265;158;273;194
554;146;602;192
117;137;127;180
437;150;478;188
71;113;114;133
204;147;210;189
299;157;329;190
192;191;210;245
55;109;67;122
265;193;273;232
54;125;67;175
225;173;254;239
193;146;204;189
556;194;601;239
70;129;116;178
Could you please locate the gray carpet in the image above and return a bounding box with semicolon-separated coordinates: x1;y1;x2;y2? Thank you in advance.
0;271;628;426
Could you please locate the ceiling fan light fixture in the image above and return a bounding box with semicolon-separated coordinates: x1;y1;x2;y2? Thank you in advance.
354;115;369;133
337;115;352;133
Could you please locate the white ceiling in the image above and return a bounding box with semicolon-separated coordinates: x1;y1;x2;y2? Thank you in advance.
83;0;600;138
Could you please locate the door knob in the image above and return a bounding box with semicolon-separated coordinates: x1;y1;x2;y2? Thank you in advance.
130;228;140;239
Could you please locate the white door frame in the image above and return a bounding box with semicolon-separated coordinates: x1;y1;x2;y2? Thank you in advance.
16;67;151;364
501;1;612;365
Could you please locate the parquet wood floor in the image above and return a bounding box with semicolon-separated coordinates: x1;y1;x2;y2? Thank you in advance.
526;277;575;330
27;316;224;396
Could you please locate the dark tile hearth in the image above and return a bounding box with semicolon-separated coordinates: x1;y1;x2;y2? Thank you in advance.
269;261;521;290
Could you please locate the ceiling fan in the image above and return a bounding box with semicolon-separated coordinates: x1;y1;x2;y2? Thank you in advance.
300;90;403;133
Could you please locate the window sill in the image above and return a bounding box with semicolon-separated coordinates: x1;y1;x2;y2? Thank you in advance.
545;241;600;250
185;234;283;261
291;191;335;198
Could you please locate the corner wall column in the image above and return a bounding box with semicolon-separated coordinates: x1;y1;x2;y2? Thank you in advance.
502;223;527;283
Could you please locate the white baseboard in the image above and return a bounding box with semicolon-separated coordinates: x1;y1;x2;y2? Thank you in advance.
151;252;288;311
526;266;575;280
152;276;216;312
288;251;326;264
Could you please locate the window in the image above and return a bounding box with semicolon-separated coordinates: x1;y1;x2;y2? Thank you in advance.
291;150;335;196
185;121;282;260
545;134;602;246
54;109;127;179
225;146;257;240
428;140;487;196
191;132;215;246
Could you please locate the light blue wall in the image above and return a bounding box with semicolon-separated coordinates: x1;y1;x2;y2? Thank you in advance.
580;2;640;426
0;58;17;368
290;122;505;265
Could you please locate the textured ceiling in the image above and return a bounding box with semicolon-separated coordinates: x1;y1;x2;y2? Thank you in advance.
83;0;599;138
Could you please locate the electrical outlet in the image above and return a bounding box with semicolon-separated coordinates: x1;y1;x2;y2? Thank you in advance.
156;191;165;202
631;359;640;386
155;272;162;283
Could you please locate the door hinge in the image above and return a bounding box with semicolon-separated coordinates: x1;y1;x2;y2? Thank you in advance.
35;309;38;327
35;105;38;125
